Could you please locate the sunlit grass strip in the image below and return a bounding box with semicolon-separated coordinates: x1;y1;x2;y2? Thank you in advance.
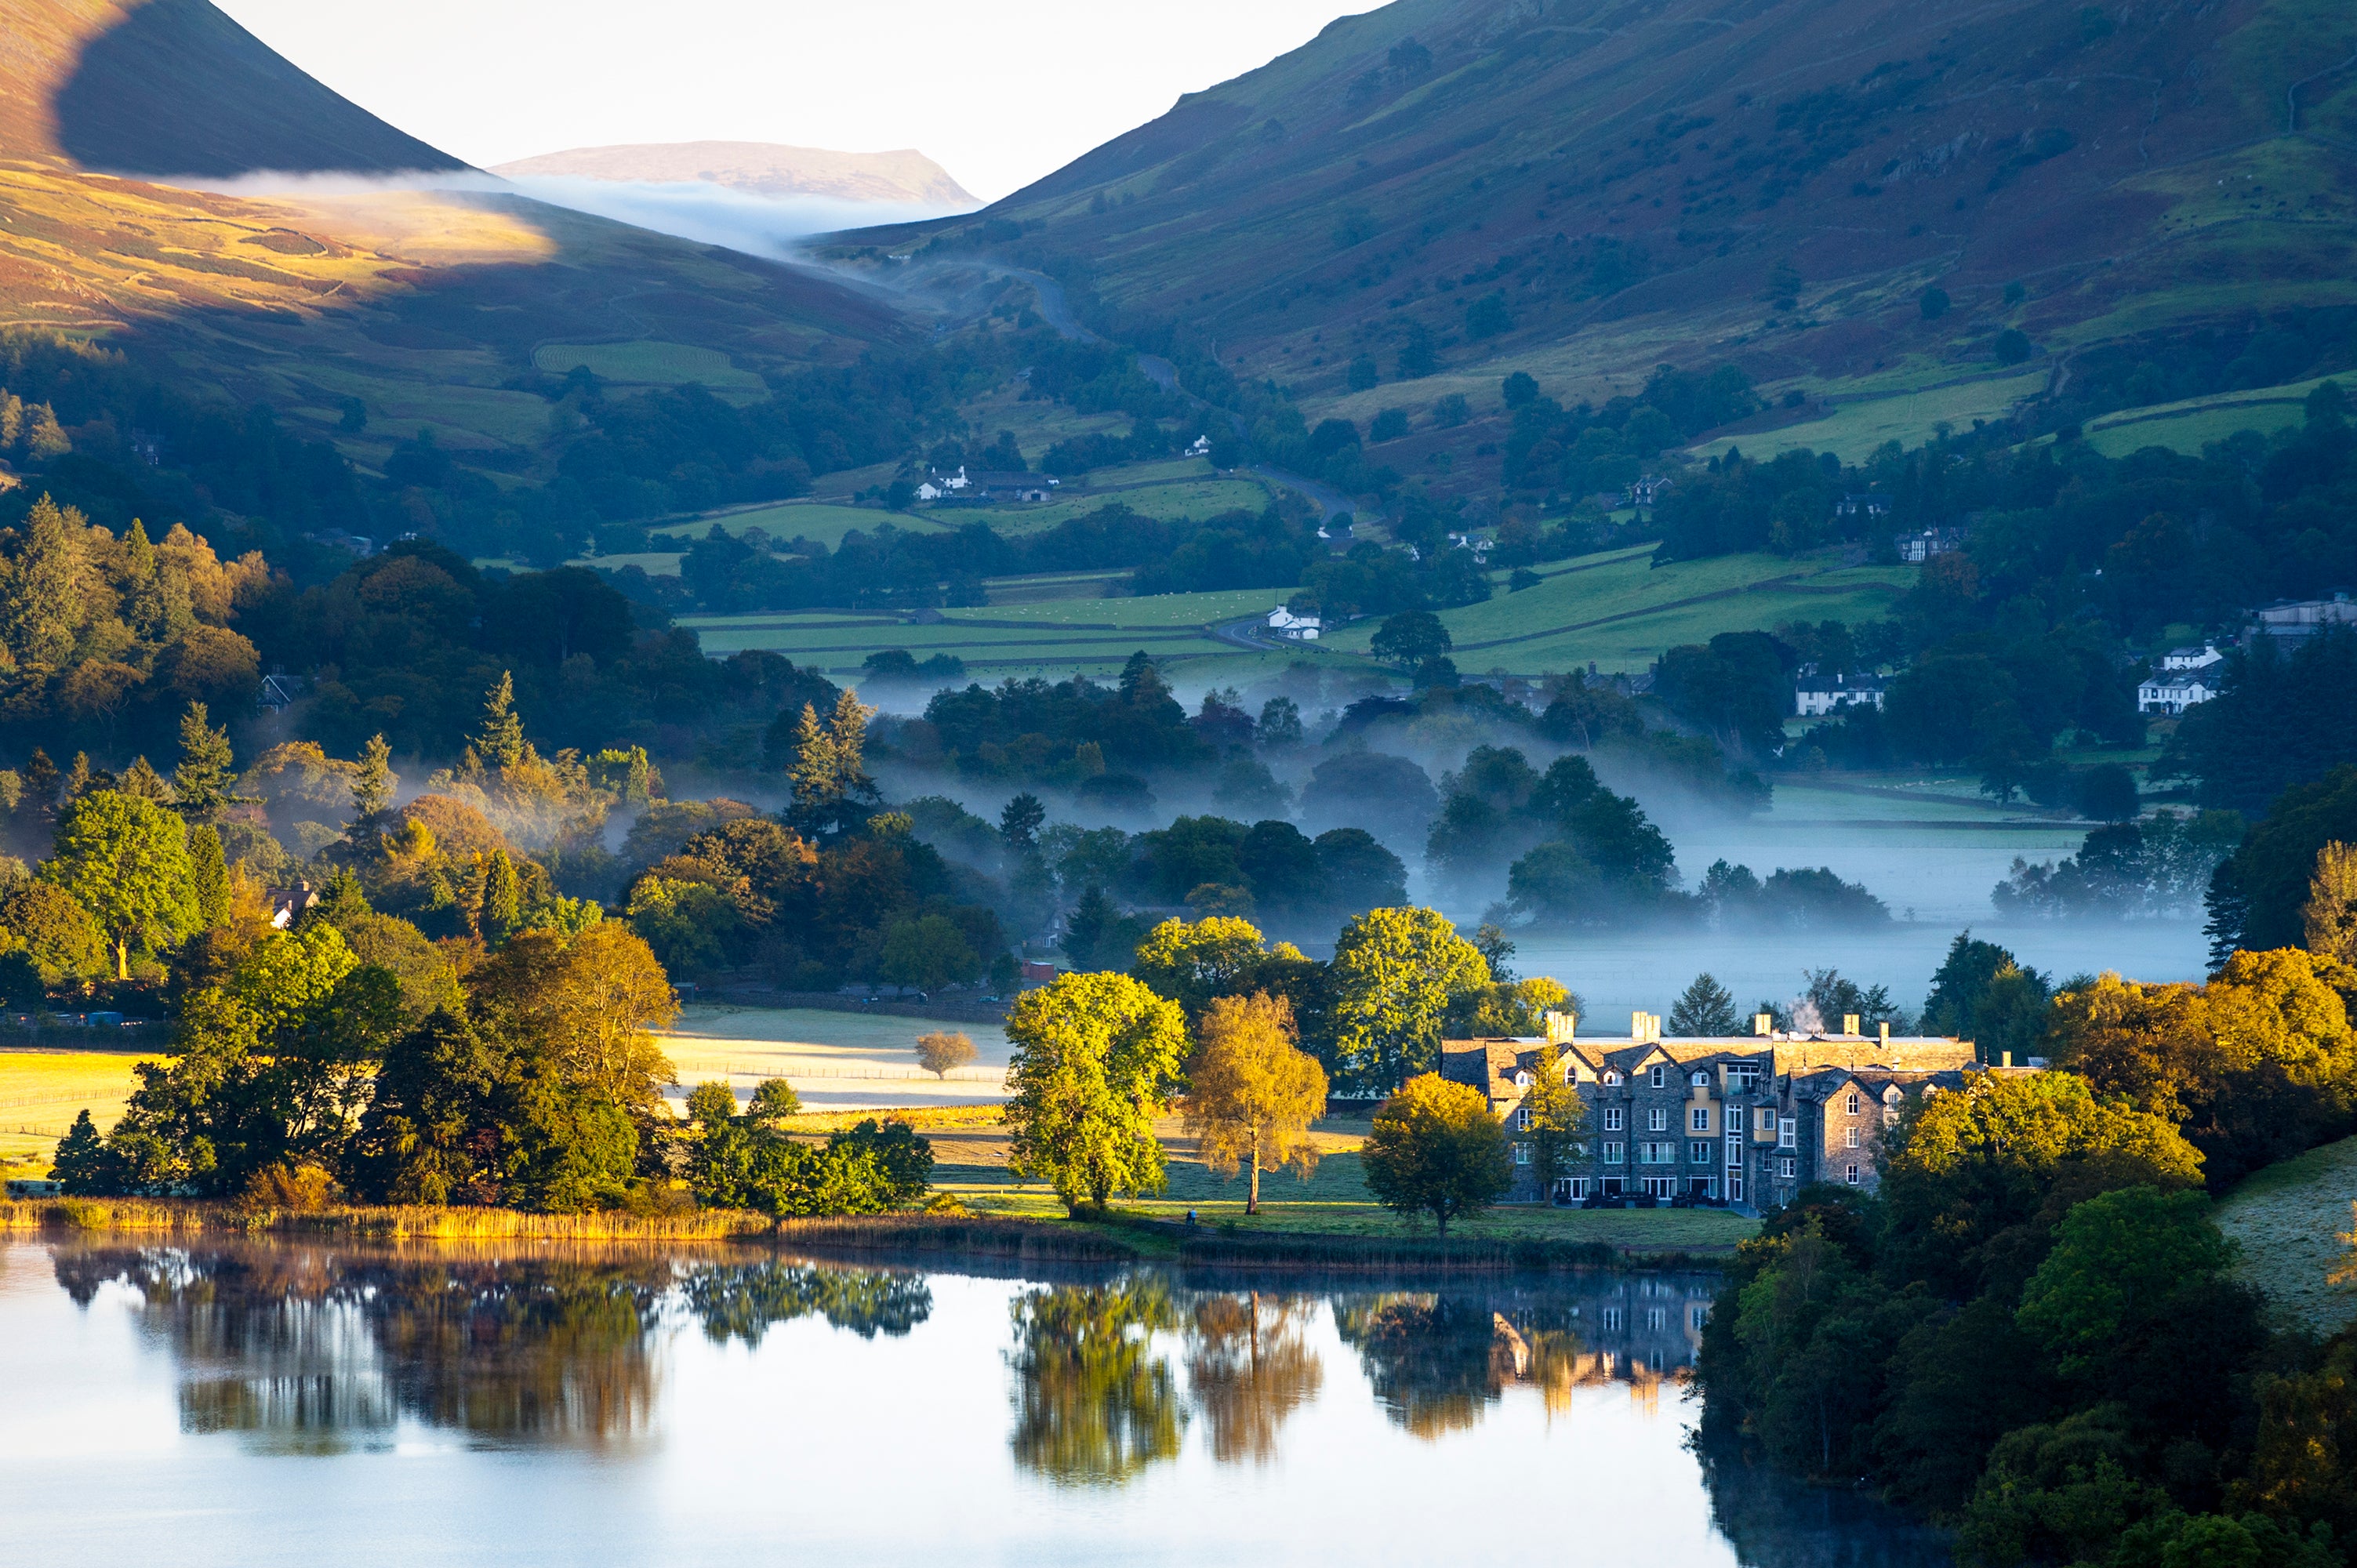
0;1199;771;1240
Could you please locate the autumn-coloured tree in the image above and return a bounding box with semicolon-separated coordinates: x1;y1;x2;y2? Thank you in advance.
2301;840;2357;964
1360;1072;1511;1238
1180;993;1327;1214
916;1029;979;1080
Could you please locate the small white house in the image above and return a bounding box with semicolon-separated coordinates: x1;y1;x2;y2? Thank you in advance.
2161;643;2223;672
1266;608;1321;641
1795;673;1886;717
2138;672;2217;715
1187;434;1213;457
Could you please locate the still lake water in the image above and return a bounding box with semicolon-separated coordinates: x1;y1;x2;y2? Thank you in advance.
0;1240;1945;1566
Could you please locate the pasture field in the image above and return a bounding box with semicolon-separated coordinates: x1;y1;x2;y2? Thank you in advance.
1690;369;2050;464
0;1048;147;1173
2079;373;2335;457
925;1112;1756;1247
532;339;768;392
650;501;949;550
1321;546;1914;673
658;1007;1012;1113
681;583;1297;675
926;474;1272;534
2215;1134;2357;1336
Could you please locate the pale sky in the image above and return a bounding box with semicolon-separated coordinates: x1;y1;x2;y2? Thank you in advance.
212;2;1379;202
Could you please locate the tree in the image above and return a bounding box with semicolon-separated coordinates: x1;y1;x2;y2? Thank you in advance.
351;733;395;829
1502;372;1539;408
1370;610;1452;670
50;1108;114;1193
1518;1044;1587;1196
172;702;237;823
1328;906;1491;1091
1003;971;1187;1212
916;1029;979;1080
1670;972;1741;1036
1001;792;1045;850
879;913;981;992
1180;993;1328;1214
470;924;679;1116
474;672;527;768
479;848;522;944
1129;915;1273;1018
2301;840;2357;964
0;877;108;988
187;823;230;930
1360;1073;1511;1237
1920;285;1951;320
2015;1185;2234;1381
747;1077;801;1120
42;789;200;978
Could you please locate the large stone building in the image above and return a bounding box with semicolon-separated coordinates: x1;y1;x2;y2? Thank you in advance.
1440;1011;1995;1210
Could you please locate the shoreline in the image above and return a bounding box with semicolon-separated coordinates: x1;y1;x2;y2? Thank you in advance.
0;1199;1733;1274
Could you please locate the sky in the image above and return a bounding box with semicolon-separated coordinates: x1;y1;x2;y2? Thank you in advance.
212;1;1380;203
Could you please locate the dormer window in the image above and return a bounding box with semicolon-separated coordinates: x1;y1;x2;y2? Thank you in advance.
1648;1065;1666;1089
1603;1070;1623;1087
1513;1070;1534;1089
1691;1070;1710;1089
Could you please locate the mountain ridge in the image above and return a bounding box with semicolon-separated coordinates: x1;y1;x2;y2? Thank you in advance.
492;141;975;207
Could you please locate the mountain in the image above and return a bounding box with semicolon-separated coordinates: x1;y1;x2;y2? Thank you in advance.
492;142;975;207
0;0;901;472
835;0;2357;429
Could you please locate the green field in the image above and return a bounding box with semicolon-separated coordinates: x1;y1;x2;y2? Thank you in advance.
2215;1134;2357;1336
1320;546;1915;673
2079;373;2337;457
929;1113;1757;1247
650;501;950;550
682;584;1299;676
533;339;768;392
0;1047;147;1173
1691;368;2051;465
926;475;1272;534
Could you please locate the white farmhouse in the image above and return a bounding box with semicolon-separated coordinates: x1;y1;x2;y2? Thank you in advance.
1266;607;1321;641
2161;643;2223;672
2137;671;2217;715
1795;673;1886;717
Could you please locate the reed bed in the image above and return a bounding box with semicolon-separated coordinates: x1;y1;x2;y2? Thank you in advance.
0;1197;772;1241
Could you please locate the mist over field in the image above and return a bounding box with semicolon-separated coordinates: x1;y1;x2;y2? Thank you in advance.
498;176;973;259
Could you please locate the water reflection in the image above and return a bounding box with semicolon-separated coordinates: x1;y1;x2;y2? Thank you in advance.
1005;1279;1188;1486
20;1243;1947;1564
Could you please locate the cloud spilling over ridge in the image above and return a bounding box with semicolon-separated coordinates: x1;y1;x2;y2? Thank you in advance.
499;176;972;260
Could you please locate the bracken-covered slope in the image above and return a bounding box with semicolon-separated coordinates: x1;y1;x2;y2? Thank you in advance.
0;0;905;470
857;0;2357;414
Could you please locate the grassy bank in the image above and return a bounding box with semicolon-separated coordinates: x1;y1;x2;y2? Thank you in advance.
2215;1133;2357;1336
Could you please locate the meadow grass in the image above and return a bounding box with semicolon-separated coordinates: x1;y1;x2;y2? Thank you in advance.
1688;369;2050;464
0;1196;772;1240
533;339;767;391
2215;1134;2357;1336
0;1048;147;1172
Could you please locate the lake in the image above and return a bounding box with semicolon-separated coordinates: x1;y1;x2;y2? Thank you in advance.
0;1239;1948;1566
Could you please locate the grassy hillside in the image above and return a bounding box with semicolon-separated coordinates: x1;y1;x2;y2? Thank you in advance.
835;0;2357;456
2215;1134;2357;1336
0;0;901;463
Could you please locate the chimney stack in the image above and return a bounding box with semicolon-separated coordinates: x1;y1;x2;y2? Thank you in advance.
1843;1014;1860;1037
1544;1010;1577;1044
1754;1013;1772;1036
1879;1021;1891;1047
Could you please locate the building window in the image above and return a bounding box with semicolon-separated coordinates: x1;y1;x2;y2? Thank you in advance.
1603;1142;1625;1164
1728;1064;1761;1091
1690;1107;1711;1132
1778;1156;1796;1179
1603;1107;1624;1131
1603;1070;1622;1087
1647;1307;1667;1330
1755;1106;1774;1133
1647;1107;1669;1132
1556;1177;1589;1203
1649;1065;1666;1088
1726;1132;1741;1166
1778;1117;1796;1149
1690;1141;1712;1164
1727;1172;1743;1202
1514;1142;1531;1165
1602;1308;1622;1332
1691;1305;1710;1330
1846;1091;1861;1115
1691;1070;1710;1088
1516;1105;1532;1131
1846;1127;1861;1149
1845;1163;1862;1185
1642;1177;1678;1199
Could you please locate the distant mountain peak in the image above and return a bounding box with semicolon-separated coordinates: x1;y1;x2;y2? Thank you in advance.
490;142;977;207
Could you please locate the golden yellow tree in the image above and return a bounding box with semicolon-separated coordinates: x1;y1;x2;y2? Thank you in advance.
1180;993;1327;1214
915;1029;978;1079
2302;841;2357;964
474;924;679;1112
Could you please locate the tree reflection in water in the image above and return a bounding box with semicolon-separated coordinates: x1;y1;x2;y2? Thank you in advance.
49;1245;935;1453
679;1262;933;1348
1005;1279;1188;1486
1186;1292;1323;1465
1334;1294;1523;1440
